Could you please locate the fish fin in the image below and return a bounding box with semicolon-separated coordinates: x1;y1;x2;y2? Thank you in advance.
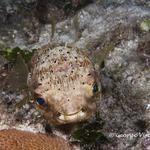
86;25;128;69
73;14;81;41
3;53;29;91
50;16;56;38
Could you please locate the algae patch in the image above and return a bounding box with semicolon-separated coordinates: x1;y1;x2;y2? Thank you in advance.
71;114;108;149
140;19;150;32
0;47;34;63
0;47;35;107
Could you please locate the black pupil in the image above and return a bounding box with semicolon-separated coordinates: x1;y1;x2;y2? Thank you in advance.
93;83;98;93
36;98;45;105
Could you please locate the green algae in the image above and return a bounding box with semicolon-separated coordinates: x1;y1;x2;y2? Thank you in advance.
71;113;108;149
140;19;150;32
0;47;35;63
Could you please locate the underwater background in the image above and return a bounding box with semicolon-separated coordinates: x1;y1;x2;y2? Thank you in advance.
0;0;150;149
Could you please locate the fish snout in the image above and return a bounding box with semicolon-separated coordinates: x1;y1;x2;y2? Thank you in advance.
55;101;96;124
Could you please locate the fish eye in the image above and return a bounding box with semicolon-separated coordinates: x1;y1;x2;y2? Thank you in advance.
36;98;45;105
93;83;99;93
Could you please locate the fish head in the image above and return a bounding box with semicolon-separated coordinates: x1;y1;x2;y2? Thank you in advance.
29;46;101;125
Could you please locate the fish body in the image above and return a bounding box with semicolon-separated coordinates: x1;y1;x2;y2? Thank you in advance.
28;44;101;124
0;129;72;150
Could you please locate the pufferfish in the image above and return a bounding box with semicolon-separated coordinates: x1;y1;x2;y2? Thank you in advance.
27;44;101;125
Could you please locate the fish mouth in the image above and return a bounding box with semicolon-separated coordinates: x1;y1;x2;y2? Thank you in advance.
57;109;88;123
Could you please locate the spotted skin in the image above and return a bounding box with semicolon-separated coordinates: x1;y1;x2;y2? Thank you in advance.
28;44;101;124
0;129;72;150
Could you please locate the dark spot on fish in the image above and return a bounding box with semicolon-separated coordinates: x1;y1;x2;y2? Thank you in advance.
82;82;85;85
